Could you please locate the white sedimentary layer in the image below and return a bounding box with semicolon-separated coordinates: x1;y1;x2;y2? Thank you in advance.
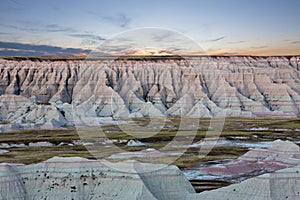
0;157;195;200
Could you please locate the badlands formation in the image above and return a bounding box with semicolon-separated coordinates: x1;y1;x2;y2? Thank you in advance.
0;56;300;130
0;140;300;200
0;157;195;199
1;57;300;199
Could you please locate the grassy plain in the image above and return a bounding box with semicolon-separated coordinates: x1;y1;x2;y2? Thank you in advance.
0;117;299;166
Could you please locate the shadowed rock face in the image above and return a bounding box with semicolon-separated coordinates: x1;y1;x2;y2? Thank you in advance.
0;56;300;129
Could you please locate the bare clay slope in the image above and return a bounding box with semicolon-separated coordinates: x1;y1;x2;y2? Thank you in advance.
0;56;300;129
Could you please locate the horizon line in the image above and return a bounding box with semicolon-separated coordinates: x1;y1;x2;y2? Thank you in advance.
1;54;300;62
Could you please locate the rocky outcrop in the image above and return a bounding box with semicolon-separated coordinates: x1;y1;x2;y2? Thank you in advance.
189;166;300;200
0;157;195;200
0;156;299;200
199;139;300;180
0;94;72;131
1;56;300;129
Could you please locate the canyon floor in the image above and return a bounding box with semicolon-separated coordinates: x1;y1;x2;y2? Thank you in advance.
1;117;300;192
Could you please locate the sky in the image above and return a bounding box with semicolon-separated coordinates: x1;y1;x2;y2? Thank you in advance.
0;0;299;56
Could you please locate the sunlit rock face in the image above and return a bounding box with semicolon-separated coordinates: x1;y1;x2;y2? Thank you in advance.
0;157;195;200
0;56;300;129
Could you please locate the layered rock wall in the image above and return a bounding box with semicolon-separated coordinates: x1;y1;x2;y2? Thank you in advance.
1;56;300;129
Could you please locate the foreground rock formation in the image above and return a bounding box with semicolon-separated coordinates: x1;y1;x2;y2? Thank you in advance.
0;157;194;200
0;156;299;200
191;166;300;200
0;56;300;129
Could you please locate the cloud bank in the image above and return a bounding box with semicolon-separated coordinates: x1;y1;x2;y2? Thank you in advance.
0;41;91;56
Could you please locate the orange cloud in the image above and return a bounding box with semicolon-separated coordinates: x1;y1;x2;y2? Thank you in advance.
126;50;174;56
72;52;88;57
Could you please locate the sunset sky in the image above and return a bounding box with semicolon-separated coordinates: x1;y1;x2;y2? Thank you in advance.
0;0;299;56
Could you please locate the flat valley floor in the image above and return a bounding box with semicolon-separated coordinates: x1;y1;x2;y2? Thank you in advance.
1;117;300;192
